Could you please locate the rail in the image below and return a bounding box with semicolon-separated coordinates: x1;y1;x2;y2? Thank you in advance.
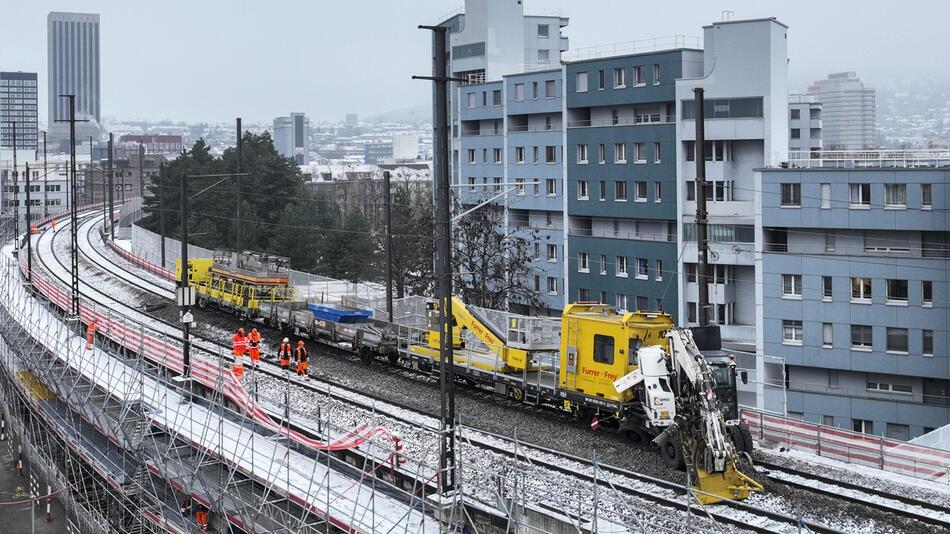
768;150;950;169
568;115;674;128
741;407;950;484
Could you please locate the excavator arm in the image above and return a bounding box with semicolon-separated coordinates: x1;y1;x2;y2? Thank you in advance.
426;297;532;371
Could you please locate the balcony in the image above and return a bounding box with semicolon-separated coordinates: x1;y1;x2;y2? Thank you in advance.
768;149;950;169
570;226;676;243
568;114;674;128
507;125;563;133
720;324;756;344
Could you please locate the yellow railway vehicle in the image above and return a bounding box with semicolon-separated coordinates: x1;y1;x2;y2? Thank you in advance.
176;250;296;317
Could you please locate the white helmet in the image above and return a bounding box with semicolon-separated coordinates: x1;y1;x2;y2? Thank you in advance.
283;338;289;343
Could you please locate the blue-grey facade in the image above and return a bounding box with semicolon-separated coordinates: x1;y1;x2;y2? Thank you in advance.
565;51;689;318
0;72;39;152
760;166;950;439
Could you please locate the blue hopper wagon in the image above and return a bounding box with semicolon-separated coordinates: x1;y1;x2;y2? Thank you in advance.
307;303;373;324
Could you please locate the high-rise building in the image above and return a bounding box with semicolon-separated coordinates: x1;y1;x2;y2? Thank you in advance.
0;72;39;152
788;94;823;154
807;72;876;150
759;155;950;439
273;112;310;165
47;12;101;145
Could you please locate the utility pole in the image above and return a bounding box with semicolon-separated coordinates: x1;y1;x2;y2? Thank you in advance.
11;121;19;243
159;162;166;268
108;133;115;240
235;117;242;253
694;88;709;327
42;131;48;219
57;94;83;316
179;172;192;378
24;162;32;282
414;24;463;494
383;170;394;322
138;141;144;199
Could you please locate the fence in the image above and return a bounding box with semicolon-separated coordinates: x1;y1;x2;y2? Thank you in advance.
741;407;950;484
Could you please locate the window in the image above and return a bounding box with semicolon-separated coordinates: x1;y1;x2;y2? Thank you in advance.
782;320;803;345
634;143;647;163
849;183;870;208
653;63;660;85
685;263;697;283
781;183;801;207
782;274;802;298
483;148;488;162
923;281;933;307
790;128;801;139
616;293;628;311
545;146;557;163
599;180;606;201
577;72;588;92
533;182;540;196
654;181;662;203
822;276;833;300
578;288;590;301
884;184;906;208
544;244;558;262
790;109;801;120
921;184;933;209
467;92;476;108
686;181;695;201
467;177;476;191
851;277;872;302
547;276;558;295
822;415;835;426
885;279;908;304
537;23;549;37
820;183;831;209
615;181;627;201
828;370;839;388
493;148;502;163
533;82;539;99
616;256;628;277
655;260;663;281
514;83;525;101
467;149;476;164
682;97;764;119
579;252;590;272
515;146;525;163
515;178;525;196
597;70;605;90
577;144;588;163
850;325;873;350
822;323;833;348
613;67;625;88
614;143;626;163
636;296;649;311
886;423;910;441
886;328;908;353
633;65;644;86
546;178;557;196
635;181;647;202
923;330;934;356
493;177;502;192
656;298;664;311
593;334;614;364
492;90;502;106
533;146;539;163
852;419;873;435
577;180;589;200
653;142;661;163
636;258;649;279
611;109;620;125
687;302;697;323
544;79;556;97
599;255;607;275
598;144;606;164
533;243;540;260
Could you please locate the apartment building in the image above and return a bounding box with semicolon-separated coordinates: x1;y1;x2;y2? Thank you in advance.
807;72;877;151
789;94;823;153
759;156;949;439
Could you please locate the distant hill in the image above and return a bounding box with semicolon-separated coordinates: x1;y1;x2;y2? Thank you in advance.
366;103;431;125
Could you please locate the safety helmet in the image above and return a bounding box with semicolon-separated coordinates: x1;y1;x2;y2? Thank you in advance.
251;328;258;333
283;337;289;343
297;340;305;346
238;327;245;333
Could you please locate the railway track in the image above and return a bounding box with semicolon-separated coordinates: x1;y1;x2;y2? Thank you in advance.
27;210;944;533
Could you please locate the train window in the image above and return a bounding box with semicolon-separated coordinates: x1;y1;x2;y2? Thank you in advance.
628;337;642;365
659;378;672;392
593;334;614;364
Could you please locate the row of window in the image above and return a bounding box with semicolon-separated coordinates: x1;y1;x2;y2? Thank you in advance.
781;274;933;307
576;65;661;93
781;321;934;356
576;252;663;281
3;184;62;193
466;147;505;164
3;199;62;207
576;289;665;315
781;182;934;210
513;80;558;101
512;146;559;164
0;80;38;87
685;301;736;325
575;143;660;164
575;179;662;203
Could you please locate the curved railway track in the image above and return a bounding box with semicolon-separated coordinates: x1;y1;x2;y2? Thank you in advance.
26;210;947;533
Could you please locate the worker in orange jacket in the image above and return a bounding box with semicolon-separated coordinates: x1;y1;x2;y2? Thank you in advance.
248;328;262;365
85;320;98;350
50;218;56;230
232;328;247;357
295;341;309;380
278;337;293;373
195;506;209;531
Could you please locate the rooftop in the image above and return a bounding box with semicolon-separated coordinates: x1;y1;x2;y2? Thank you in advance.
563;35;702;63
766;150;950;170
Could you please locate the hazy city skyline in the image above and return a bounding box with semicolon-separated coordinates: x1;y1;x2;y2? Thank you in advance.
1;0;947;124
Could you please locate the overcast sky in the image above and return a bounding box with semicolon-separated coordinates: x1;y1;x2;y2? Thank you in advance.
1;0;947;124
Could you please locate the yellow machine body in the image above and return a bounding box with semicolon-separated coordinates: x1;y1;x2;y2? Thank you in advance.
559;303;673;402
693;461;764;505
176;257;296;312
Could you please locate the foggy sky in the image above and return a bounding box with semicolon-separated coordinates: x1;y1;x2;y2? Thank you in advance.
1;0;946;124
